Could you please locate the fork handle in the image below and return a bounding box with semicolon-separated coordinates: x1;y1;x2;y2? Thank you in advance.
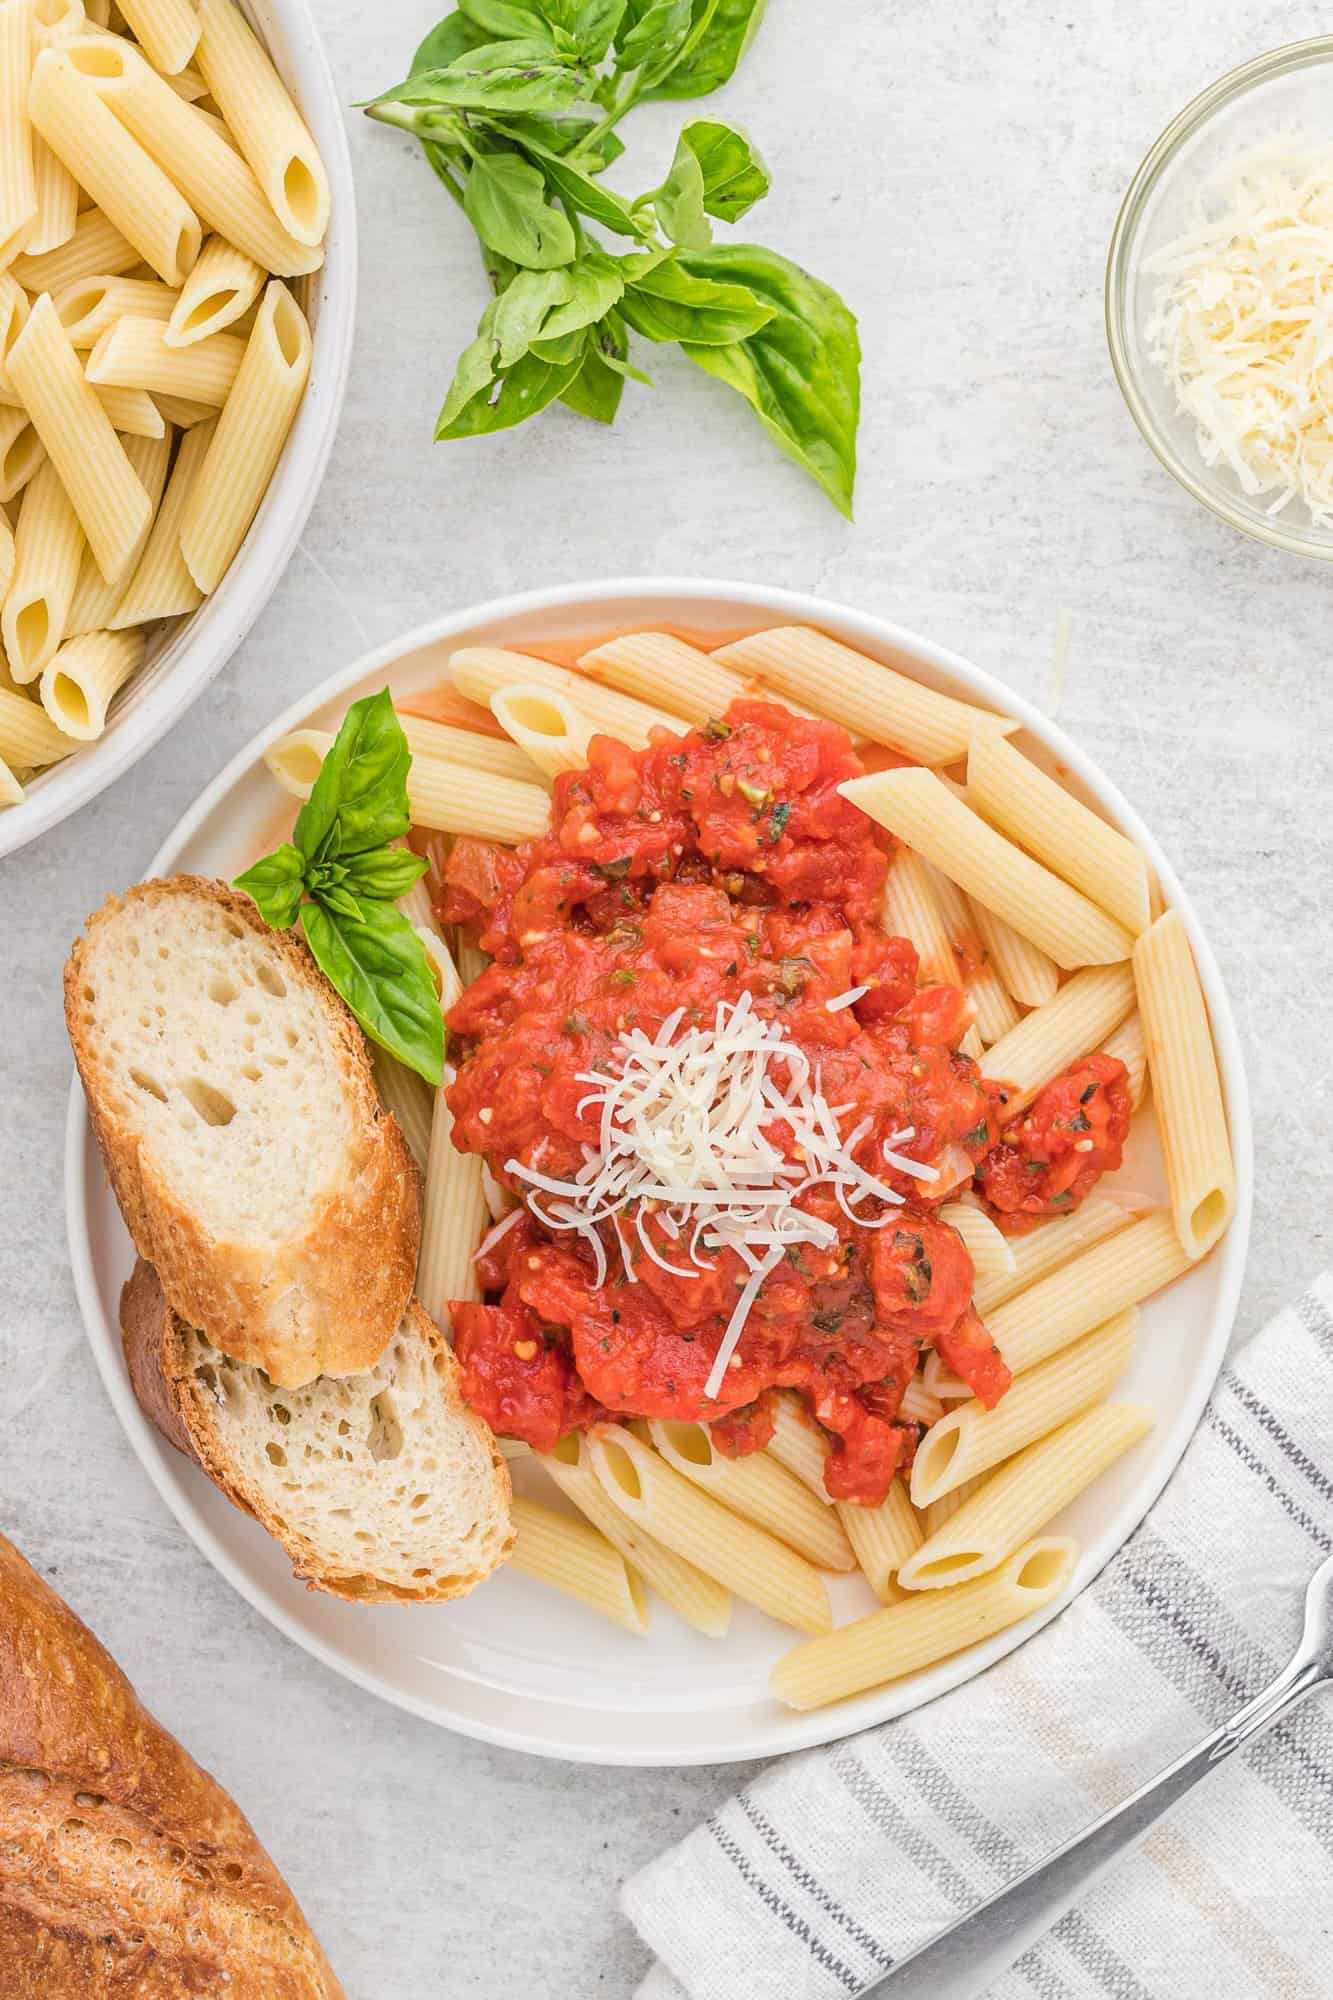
856;1659;1327;2000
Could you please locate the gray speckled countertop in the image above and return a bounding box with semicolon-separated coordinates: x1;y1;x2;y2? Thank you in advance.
4;3;1332;1994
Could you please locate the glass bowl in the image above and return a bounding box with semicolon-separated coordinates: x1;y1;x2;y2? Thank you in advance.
1106;36;1333;560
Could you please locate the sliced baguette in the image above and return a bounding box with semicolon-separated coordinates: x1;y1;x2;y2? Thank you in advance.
66;877;420;1387
121;1260;513;1603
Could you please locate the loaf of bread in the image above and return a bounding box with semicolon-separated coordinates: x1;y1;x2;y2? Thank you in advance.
0;1531;343;1996
121;1260;513;1601
65;877;420;1387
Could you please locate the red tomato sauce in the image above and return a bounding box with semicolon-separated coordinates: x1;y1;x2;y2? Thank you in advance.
438;701;1111;1504
977;1053;1131;1232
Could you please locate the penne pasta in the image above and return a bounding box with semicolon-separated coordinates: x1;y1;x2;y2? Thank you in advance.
765;1391;833;1501
415;1064;486;1332
86;313;244;405
11;203;138;292
178;280;311;591
489;682;592;781
195;0;329;246
881;844;955;985
1133;910;1235;1258
164;62;208;101
415;922;462;1013
713;625;1017;765
2;457;85;679
1102;1009;1148;1111
151;391;216;427
645;1419;855;1571
0;748;21;804
165;233;264;345
402;714;538;784
938;1198;1016;1291
900;1401;1153;1589
924;857;1022;1044
542;1431;732;1637
113;0;199;73
981;963;1137;1117
922;1472;987;1538
984;1213;1186;1375
921;1350;978;1402
770;1536;1077;1710
973;1189;1135;1316
909;1310;1137;1506
967;726;1152;937
898;1376;944;1426
65;424;169;634
92;383;165;438
0;270;28;404
107;413;211;625
968;893;1059;1007
28;131;78;258
0;0;37;270
507;1495;649;1635
0;679;74;766
0;496;12;600
64;35;323;277
836;1477;923;1600
449;645;679;748
589;1425;832;1634
840;767;1134;968
38;625;144;737
53;274;178;348
400;755;551;843
0;406;43;502
29;48;202;286
578;629;749;726
370;1044;433;1174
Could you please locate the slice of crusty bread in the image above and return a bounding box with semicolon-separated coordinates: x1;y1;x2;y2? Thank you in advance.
66;877;421;1388
121;1260;513;1602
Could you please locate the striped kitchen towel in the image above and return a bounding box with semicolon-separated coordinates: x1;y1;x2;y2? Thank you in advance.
622;1274;1333;2000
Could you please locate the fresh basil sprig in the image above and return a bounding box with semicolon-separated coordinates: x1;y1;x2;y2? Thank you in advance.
234;692;445;1086
363;0;861;514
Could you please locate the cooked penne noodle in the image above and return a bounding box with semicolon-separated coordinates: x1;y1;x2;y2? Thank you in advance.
938;1199;1016;1291
91;383;164;438
968;893;1059;1007
0;679;74;766
840;767;1134;968
64;36;323;277
489;682;592;781
108;413;211;624
370;1044;433;1173
164;61;207;100
507;1495;649;1636
1133;910;1235;1258
403;756;551;843
0;497;12;600
53;274;178;348
589;1426;832;1634
713;626;1017;765
765;1390;833;1501
881;844;954;984
900;1402;1153;1590
29;48;202;286
920;1349;975;1401
415;1064;486;1331
415;922;462;1013
0;0;37;270
405;713;540;784
972;1190;1133;1316
165;234;264;345
922;1472;986;1538
12;203;137;292
1102;1009;1148;1111
86;313;243;405
0;748;21;803
543;1432;732;1637
113;0;199;73
2;457;85;679
985;1213;1184;1375
0;271;28;406
262;727;329;797
923;858;1021;1044
398;872;442;938
836;1478;923;1600
982;963;1137;1117
578;629;748;726
967;726;1152;938
645;1419;855;1571
898;1376;944;1426
38;624;144;737
28;132;78;258
178;280;310;591
195;0;329;246
152;391;215;427
0;406;43;502
909;1311;1137;1507
449;646;679;747
7;296;151;585
65;424;169;634
770;1536;1077;1710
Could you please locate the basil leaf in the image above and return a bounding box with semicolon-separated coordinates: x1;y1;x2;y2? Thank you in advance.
233;843;305;930
411;13;489;71
537;0;626;58
293;688;413;862
678;243;859;516
528;327;587;365
643;0;766;99
462;148;577;267
559;309;636;421
538;248;624;338
499;111;625;166
677;118;768;221
619;252;774;344
499;122;644;235
338;848;429;899
460;0;552;36
653;131;710;249
491;266;575;363
301;898;445;1086
310;877;364;922
376;55;587;114
617;0;692;68
437;343;586;436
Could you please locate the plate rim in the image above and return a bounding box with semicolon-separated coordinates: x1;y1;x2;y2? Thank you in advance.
64;576;1254;1764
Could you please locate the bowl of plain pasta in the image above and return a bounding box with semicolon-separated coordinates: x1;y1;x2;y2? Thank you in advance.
0;0;354;859
64;579;1251;1764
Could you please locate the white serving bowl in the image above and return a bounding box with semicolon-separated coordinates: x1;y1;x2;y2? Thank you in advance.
66;579;1252;1764
0;0;357;861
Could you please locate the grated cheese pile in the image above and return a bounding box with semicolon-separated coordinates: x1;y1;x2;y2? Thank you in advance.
1144;137;1333;522
505;991;937;1400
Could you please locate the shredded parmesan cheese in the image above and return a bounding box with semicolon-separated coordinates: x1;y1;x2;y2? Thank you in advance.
1145;138;1333;522
504;993;938;1400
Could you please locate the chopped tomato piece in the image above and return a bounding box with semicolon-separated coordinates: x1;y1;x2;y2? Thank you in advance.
978;1053;1131;1228
935;1307;1011;1409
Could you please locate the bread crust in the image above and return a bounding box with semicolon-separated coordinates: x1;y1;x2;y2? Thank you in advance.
121;1261;514;1604
0;1531;344;1997
66;877;421;1388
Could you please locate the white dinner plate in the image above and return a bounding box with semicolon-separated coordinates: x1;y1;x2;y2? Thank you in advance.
65;579;1253;1765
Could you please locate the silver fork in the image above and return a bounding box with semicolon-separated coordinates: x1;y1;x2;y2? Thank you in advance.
857;1548;1333;2000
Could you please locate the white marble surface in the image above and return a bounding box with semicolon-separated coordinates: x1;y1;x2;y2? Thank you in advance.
5;3;1333;1994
